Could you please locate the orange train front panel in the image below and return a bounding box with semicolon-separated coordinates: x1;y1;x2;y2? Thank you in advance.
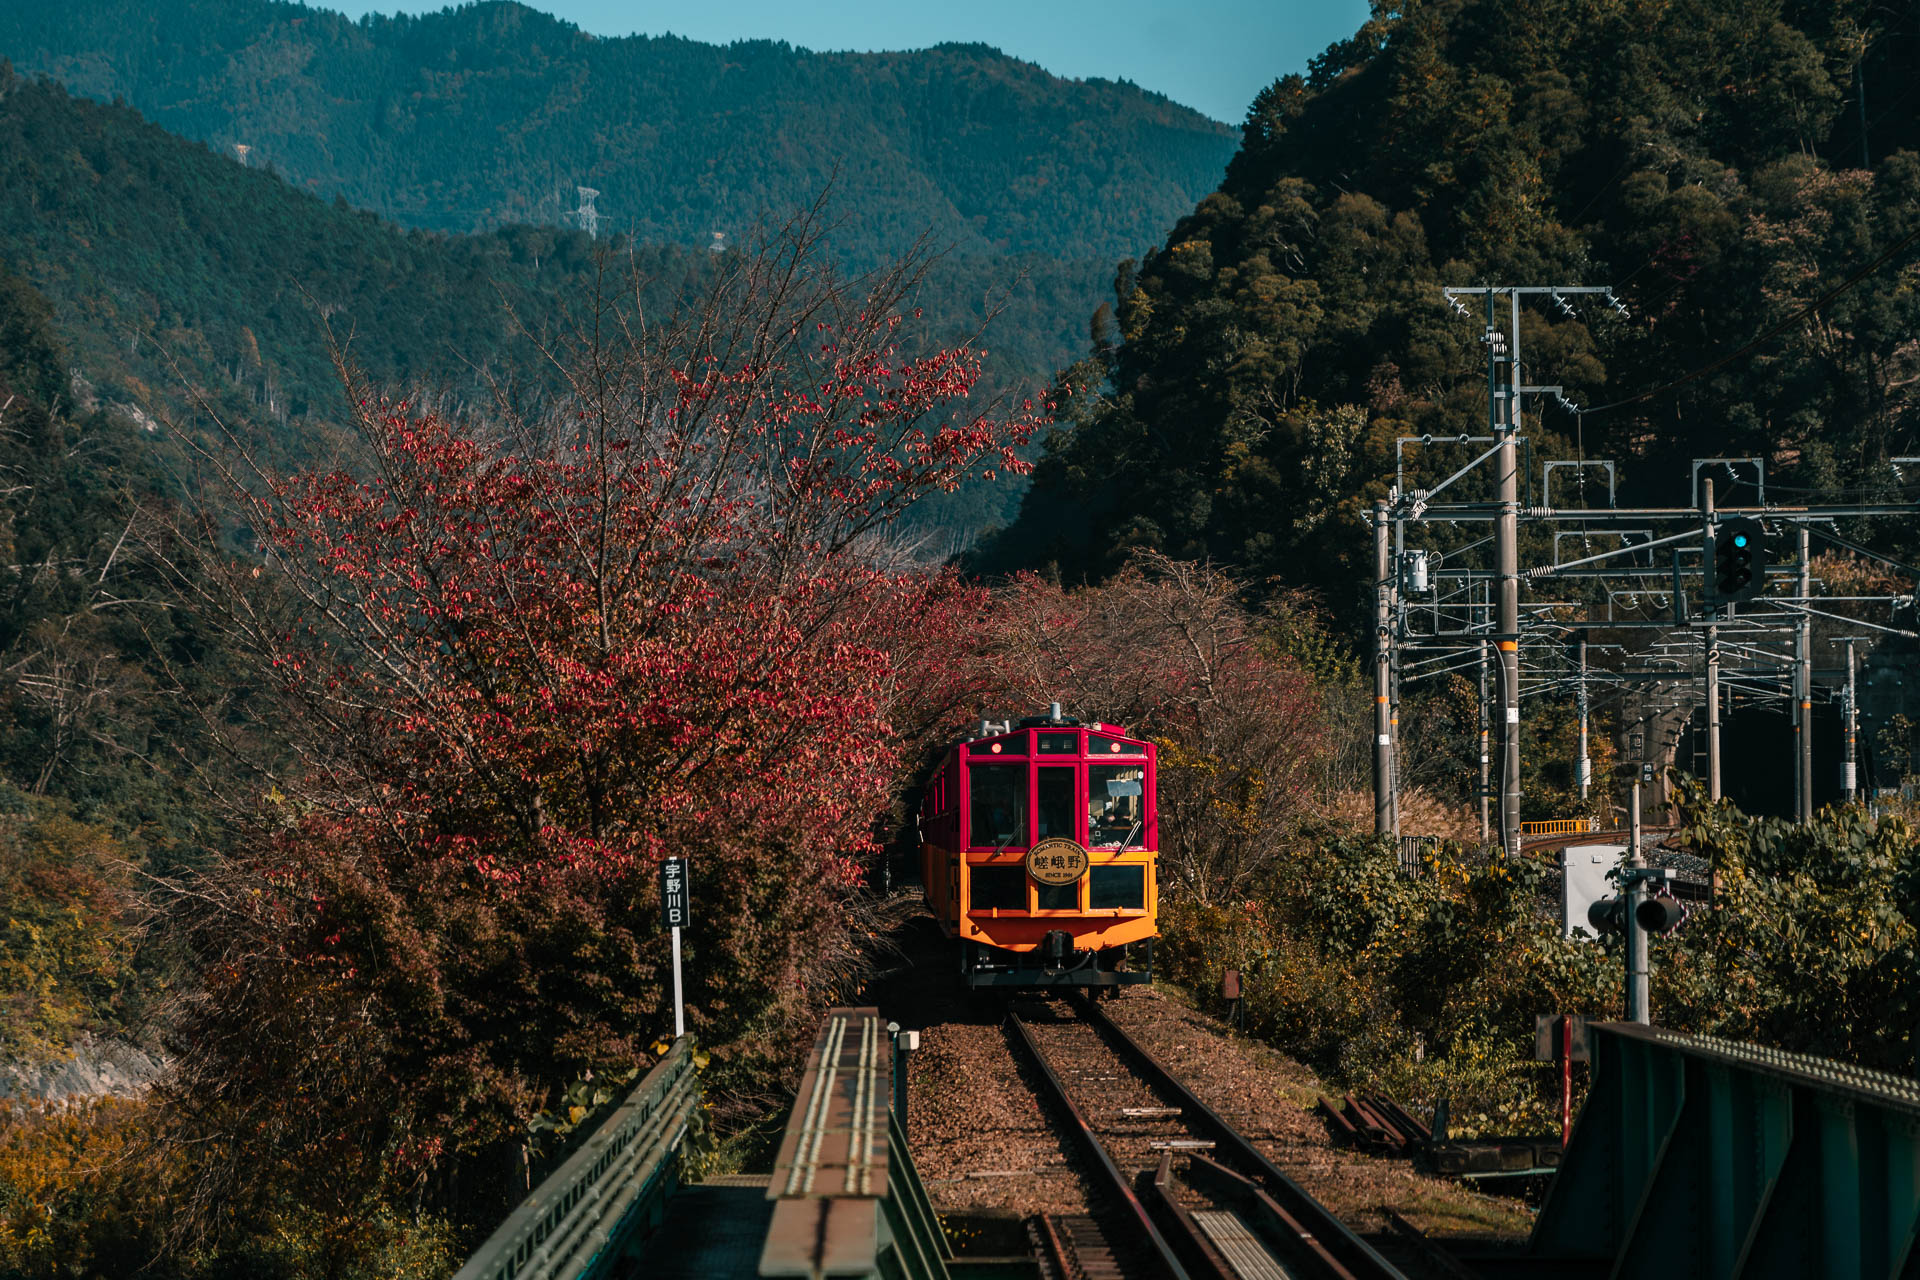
956;851;1157;952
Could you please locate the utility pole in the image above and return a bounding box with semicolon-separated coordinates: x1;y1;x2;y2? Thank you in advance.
1389;517;1403;838
1702;479;1723;801
1479;637;1491;845
1625;778;1649;1025
1374;498;1394;837
1577;639;1591;803
1843;637;1860;803
1495;291;1522;859
1797;525;1814;823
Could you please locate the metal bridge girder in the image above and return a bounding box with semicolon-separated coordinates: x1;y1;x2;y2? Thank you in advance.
1532;1023;1920;1280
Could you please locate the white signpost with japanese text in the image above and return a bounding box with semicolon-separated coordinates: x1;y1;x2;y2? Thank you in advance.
660;857;688;1038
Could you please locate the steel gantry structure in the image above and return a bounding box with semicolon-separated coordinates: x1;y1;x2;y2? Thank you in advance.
1369;286;1920;851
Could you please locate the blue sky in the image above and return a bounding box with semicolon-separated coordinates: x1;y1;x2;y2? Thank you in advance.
331;0;1373;124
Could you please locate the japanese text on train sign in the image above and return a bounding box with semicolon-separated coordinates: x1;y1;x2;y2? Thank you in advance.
1026;838;1089;885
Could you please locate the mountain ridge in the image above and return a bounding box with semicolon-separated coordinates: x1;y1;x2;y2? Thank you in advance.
0;0;1238;264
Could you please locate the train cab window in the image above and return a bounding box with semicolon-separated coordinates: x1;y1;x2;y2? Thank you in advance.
1037;767;1077;841
1089;734;1143;755
969;865;1027;910
1089;865;1146;910
1088;766;1145;847
1036;732;1080;755
968;764;1028;848
1035;881;1080;911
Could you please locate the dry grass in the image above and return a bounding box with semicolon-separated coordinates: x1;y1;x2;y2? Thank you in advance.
1323;788;1485;843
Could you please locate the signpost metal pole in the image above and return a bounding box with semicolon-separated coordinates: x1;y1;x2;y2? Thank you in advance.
670;925;685;1039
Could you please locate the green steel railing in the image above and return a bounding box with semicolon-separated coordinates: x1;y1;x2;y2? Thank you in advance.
1532;1022;1920;1279
454;1038;700;1280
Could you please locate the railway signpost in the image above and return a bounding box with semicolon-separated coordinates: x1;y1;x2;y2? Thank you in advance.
660;857;688;1038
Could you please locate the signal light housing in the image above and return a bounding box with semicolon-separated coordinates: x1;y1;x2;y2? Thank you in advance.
1709;516;1768;606
1636;895;1684;935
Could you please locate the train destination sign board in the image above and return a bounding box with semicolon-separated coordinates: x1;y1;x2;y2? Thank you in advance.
1026;838;1089;885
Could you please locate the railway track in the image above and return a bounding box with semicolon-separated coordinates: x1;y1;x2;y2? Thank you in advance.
1008;995;1411;1280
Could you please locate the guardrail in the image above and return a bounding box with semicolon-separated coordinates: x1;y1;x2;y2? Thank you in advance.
760;1007;955;1280
1530;1022;1920;1279
1520;817;1601;836
454;1037;700;1280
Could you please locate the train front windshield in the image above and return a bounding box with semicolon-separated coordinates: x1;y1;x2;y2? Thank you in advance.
1088;765;1145;847
968;764;1027;848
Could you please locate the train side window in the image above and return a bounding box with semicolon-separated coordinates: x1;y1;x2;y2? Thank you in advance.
1088;766;1145;847
968;764;1028;848
1035;881;1080;911
1037;767;1077;841
969;865;1026;910
1089;865;1145;910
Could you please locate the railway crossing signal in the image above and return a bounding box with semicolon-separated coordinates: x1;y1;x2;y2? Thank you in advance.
1709;516;1768;605
1586;882;1682;937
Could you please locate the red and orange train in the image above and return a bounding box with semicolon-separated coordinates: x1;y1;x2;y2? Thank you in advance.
918;707;1158;987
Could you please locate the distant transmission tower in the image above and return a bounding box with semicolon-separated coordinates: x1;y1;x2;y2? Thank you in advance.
233;143;252;166
574;186;601;240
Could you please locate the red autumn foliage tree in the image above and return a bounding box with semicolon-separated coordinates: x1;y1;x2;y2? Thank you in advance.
160;224;1039;1228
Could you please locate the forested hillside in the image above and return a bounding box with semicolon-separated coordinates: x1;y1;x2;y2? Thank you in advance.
976;0;1920;614
0;0;1236;265
0;68;1078;541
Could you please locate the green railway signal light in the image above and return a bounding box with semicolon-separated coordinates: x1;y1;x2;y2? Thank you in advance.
1709;516;1768;605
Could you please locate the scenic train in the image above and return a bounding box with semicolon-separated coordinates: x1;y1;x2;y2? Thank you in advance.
918;706;1158;987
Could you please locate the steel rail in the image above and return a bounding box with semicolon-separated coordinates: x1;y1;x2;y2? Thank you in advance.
1069;995;1409;1280
1006;1007;1194;1280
